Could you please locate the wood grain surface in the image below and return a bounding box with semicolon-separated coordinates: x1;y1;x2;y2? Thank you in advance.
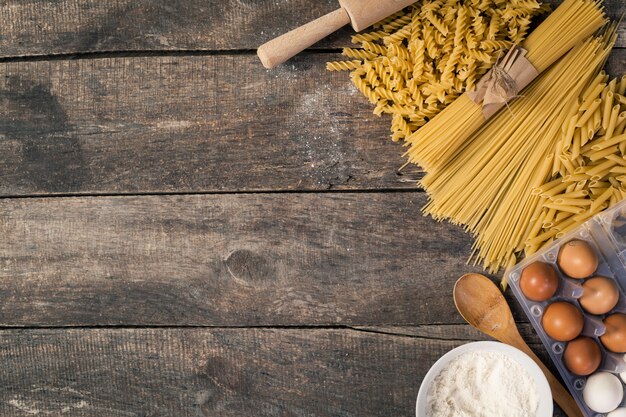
0;54;418;196
2;1;625;416
0;51;623;196
0;0;623;57
0;327;566;417
0;192;495;327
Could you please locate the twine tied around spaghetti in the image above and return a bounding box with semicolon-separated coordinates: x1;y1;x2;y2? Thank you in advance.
467;46;539;119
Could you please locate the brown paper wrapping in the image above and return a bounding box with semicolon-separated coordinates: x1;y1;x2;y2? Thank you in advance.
467;46;540;119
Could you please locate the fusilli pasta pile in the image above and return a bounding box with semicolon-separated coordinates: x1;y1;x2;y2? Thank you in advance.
327;0;548;142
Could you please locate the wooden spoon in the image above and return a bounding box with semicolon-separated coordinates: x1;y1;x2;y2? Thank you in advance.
453;273;583;417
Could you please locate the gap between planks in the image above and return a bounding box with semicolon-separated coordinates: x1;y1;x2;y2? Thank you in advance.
0;324;541;344
0;325;477;345
0;48;353;64
0;47;623;65
0;187;424;201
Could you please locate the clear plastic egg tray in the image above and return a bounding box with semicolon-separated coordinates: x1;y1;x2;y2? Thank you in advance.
507;199;626;417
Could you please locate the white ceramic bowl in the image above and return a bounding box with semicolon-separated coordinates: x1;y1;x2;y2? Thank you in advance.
416;341;553;417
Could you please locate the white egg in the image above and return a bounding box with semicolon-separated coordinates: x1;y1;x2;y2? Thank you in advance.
621;370;626;384
583;372;624;413
608;408;626;417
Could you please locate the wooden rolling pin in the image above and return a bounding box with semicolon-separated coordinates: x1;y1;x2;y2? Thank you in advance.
258;0;417;69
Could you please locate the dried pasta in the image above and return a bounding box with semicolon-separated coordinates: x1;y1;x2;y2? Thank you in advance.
528;71;626;258
326;0;546;142
420;29;616;276
403;0;607;172
326;0;616;279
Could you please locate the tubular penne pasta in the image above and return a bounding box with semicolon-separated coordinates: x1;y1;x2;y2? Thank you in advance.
591;187;614;212
544;203;584;214
534;178;564;194
606;105;621;139
591;108;602;136
541;181;569;198
590;133;626;150
564;115;577;151
563;173;589;183
605;154;626;166
526;229;559;247
555;220;580;237
527;211;547;243
580;83;606;111
559;155;577;174
556;190;590;199
576;203;607;222
587;146;618;161
572;129;582;159
576;98;602;127
602;91;614;130
610;166;626;174
589;180;610;189
609;176;621;189
553;198;593;206
543;207;558;227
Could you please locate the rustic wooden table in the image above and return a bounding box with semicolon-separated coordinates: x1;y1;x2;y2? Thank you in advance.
0;1;624;416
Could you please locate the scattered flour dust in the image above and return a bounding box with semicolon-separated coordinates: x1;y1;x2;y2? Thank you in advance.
426;350;538;417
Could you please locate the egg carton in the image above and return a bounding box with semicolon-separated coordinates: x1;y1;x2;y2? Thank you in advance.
507;199;626;417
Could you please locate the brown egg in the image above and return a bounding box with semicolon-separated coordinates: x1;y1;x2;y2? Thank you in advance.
580;277;620;315
520;262;559;301
542;301;584;342
601;313;626;353
563;337;602;375
557;240;598;279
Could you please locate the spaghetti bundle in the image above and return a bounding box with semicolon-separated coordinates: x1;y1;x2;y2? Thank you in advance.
403;0;607;173
421;29;616;274
326;0;546;142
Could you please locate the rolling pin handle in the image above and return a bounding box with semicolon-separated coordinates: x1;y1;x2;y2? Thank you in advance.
257;8;351;69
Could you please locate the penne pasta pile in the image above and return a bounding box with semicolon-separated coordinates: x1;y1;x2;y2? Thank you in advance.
526;73;626;255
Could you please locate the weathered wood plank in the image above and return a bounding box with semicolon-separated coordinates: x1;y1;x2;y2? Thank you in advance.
0;0;623;57
0;0;342;57
1;51;624;196
0;327;565;417
0;54;419;196
0;192;525;327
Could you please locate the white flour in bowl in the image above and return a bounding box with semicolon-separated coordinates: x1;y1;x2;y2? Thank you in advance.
426;350;538;417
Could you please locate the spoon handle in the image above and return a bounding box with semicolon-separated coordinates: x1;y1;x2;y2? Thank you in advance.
514;340;584;417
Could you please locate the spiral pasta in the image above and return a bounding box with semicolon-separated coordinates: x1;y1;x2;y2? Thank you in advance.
326;60;362;72
327;0;546;142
